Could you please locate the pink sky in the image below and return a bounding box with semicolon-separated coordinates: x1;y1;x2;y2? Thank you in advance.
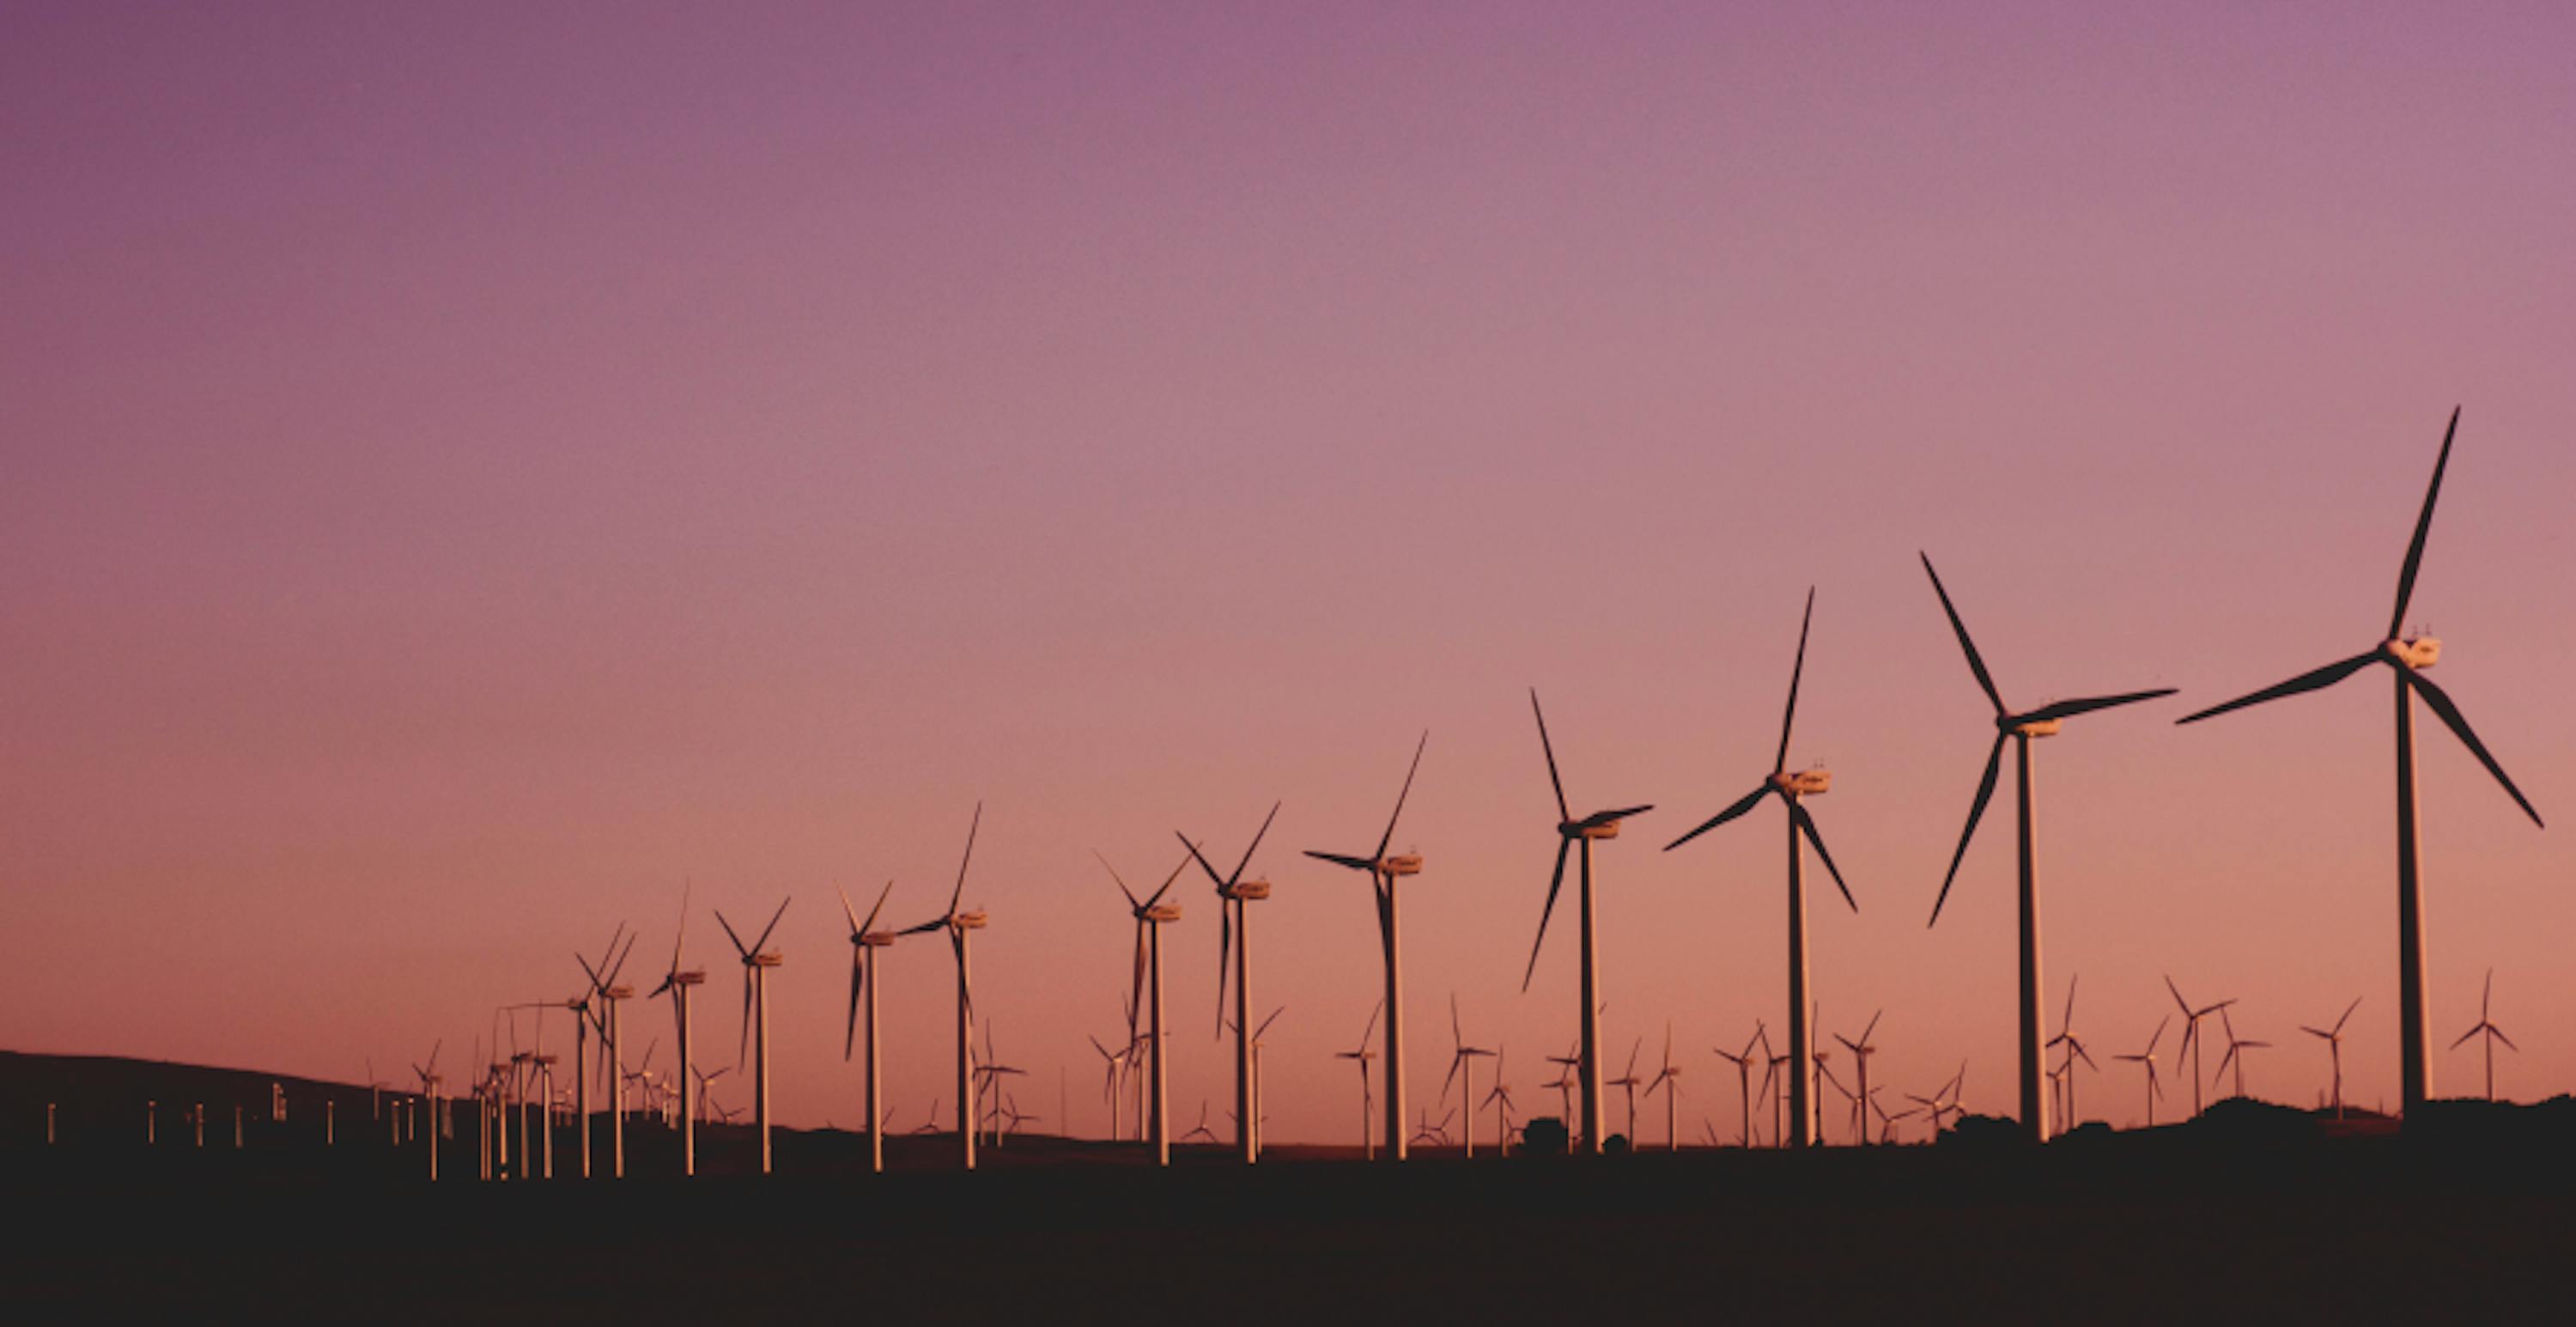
5;3;2573;1141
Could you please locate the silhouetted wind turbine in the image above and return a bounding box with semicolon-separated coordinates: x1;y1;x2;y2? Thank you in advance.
2175;410;2543;1120
2165;976;2234;1120
1715;1022;1765;1147
1086;1034;1131;1141
2044;977;2096;1132
577;929;638;1178
2449;970;2516;1102
1440;995;1498;1159
565;922;623;1180
2299;996;2362;1120
1334;999;1382;1159
1303;732;1429;1161
1098;846;1190;1166
1519;690;1652;1155
2210;1007;2269;1101
900;803;989;1170
1180;802;1281;1166
838;880;900;1172
1481;1047;1518;1157
1181;1101;1218;1146
1834;1012;1882;1146
1643;1022;1684;1152
2113;1016;2168;1128
1667;590;1857;1147
1920;555;2174;1142
1607;1037;1645;1144
410;1040;442;1181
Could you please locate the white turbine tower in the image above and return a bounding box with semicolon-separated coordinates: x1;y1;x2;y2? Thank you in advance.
714;897;792;1175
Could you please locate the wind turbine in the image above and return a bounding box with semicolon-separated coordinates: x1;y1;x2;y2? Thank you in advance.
1715;1022;1765;1147
1098;846;1190;1166
1643;1022;1683;1152
2165;977;2235;1120
1919;554;2175;1143
577;929;639;1178
1541;1043;1579;1135
2174;410;2543;1120
1180;801;1282;1166
410;1041;442;1181
1606;1037;1645;1145
1519;691;1653;1156
2299;996;2362;1120
1440;995;1498;1159
1303;732;1430;1162
1181;1101;1218;1146
898;803;989;1170
2044;977;2096;1132
1666;590;1858;1147
2210;1008;2268;1100
2114;1016;2169;1129
647;886;707;1176
838;880;900;1173
1832;1012;1882;1146
2449;970;2517;1102
1247;1005;1285;1160
564;922;620;1179
972;1021;1028;1146
1481;1048;1518;1156
1087;1034;1131;1142
1333;1000;1382;1159
714;897;791;1174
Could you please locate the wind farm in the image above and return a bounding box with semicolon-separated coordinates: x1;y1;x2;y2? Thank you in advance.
11;3;2576;1319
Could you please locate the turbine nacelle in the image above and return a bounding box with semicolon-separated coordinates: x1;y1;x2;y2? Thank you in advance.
1222;879;1273;900
1141;903;1183;923
1380;853;1424;877
744;953;783;969
1559;818;1622;840
2001;715;2062;738
1771;768;1832;797
2383;636;2440;669
953;910;989;930
855;931;899;948
671;971;708;987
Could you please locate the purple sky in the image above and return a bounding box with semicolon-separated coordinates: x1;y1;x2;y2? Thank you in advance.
5;3;2573;1141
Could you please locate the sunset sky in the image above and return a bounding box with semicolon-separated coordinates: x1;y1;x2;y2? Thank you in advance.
6;3;2573;1143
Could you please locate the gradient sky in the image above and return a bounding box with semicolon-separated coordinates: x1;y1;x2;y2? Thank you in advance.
7;2;2574;1142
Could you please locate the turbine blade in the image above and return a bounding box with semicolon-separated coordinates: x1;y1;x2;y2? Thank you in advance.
1374;731;1431;862
750;897;792;956
845;954;864;1060
1227;801;1283;888
2491;1026;2518;1053
1520;838;1574;992
1776;588;1815;774
1665;783;1771;851
860;880;896;936
2334;995;2361;1036
1215;895;1232;1038
1531;689;1571;822
1578;804;1655;828
1148;839;1195;910
2016;688;2178;725
2403;670;2544;827
1928;733;2006;927
1097;849;1143;910
1303;850;1375;870
838;885;864;938
714;910;750;960
2390;405;2460;640
1794;803;1856;911
949;801;982;915
2174;652;2378;725
1920;553;2005;715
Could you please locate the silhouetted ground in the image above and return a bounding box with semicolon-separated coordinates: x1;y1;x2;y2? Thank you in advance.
3;1053;2571;1322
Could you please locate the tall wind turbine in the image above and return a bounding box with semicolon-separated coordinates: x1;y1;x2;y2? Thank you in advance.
1519;690;1652;1156
1303;732;1430;1162
714;897;791;1174
2174;410;2543;1120
838;881;899;1173
1098;846;1191;1166
2300;997;2362;1120
2449;970;2516;1102
1179;801;1282;1166
565;922;623;1180
1666;590;1858;1147
648;886;707;1177
1919;554;2175;1142
1334;999;1382;1159
900;804;989;1169
2211;1008;2269;1102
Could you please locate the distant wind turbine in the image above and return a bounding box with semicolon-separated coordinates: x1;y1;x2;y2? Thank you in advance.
410;1040;442;1181
1440;995;1498;1159
648;885;706;1177
1714;1022;1765;1147
2175;409;2543;1121
2164;976;2235;1120
1666;590;1858;1147
714;897;790;1174
2210;1007;2269;1101
1179;801;1282;1166
2113;1016;2169;1129
2299;996;2362;1120
1098;846;1191;1166
2044;977;2096;1132
1333;1000;1382;1159
898;803;990;1170
837;880;900;1173
2448;970;2517;1103
1303;732;1430;1162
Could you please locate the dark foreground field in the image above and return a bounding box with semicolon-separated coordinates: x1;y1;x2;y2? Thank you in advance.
4;1054;2572;1324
